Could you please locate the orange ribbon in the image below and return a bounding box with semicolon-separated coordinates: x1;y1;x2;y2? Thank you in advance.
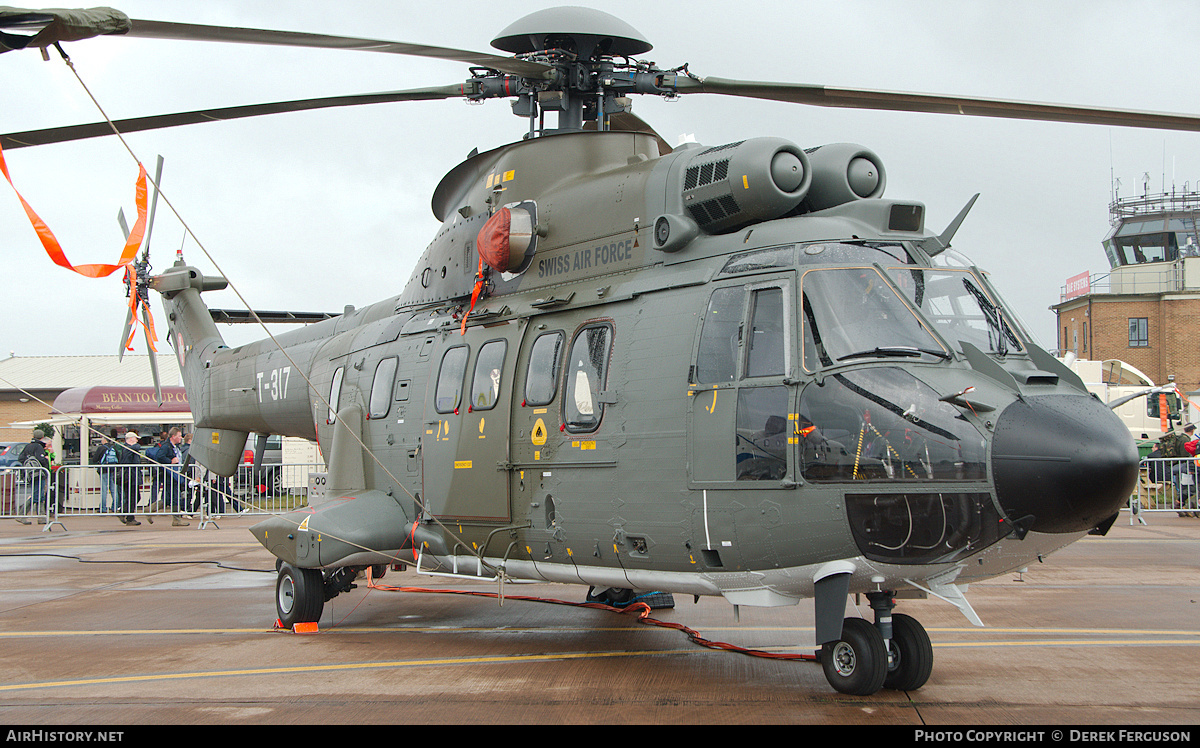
0;140;148;278
460;254;486;335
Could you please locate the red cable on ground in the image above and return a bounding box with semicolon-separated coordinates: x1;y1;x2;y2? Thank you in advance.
364;577;817;663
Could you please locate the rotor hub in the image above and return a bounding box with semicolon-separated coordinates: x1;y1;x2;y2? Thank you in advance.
491;7;652;59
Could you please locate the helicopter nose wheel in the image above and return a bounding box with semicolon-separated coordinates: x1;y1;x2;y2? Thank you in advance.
883;612;934;691
818;592;933;695
820;617;887;695
276;562;324;628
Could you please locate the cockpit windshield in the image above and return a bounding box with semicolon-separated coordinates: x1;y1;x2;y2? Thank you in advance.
800;267;949;371
884;267;1023;355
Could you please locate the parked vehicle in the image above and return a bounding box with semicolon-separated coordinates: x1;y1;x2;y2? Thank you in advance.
0;443;24;469
234;434;320;497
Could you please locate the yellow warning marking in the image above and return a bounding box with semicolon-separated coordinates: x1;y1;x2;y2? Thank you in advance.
580;441;596;451
531;418;548;446
454;460;472;469
503;169;516;182
533;408;548;414
742;175;749;189
297;516;310;532
211;432;220;445
0;649;697;693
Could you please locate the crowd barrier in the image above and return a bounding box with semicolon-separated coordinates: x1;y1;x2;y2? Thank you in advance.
0;465;54;527
1131;456;1200;521
4;461;325;530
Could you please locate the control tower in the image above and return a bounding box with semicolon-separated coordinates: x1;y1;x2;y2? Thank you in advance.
1052;186;1200;395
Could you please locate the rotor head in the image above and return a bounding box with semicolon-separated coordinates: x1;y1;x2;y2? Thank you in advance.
491;7;652;60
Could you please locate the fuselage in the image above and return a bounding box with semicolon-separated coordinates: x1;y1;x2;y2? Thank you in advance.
158;130;1138;610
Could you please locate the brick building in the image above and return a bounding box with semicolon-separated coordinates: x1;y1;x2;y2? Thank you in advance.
1053;189;1200;396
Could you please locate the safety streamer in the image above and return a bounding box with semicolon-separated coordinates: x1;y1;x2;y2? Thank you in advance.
0;140;147;278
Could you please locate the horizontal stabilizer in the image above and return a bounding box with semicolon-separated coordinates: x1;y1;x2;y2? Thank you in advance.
188;427;250;476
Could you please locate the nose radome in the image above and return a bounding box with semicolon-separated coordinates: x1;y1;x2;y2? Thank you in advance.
991;394;1139;534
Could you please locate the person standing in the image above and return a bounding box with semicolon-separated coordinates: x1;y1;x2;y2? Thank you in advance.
91;436;120;514
115;431;144;526
14;428;51;525
147;427;188;527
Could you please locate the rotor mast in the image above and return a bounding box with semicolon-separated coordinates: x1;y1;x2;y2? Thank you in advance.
471;6;671;138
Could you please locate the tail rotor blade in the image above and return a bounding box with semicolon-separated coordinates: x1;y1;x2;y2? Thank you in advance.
117;305;134;360
142;305;162;405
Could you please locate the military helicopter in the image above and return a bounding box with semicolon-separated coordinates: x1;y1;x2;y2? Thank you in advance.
4;6;1196;696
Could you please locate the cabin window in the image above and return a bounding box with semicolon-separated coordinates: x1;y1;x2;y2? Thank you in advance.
564;324;612;433
745;288;786;377
435;346;469;414
327;366;344;424
368;357;398;419
696;287;745;384
470;340;507;411
525;332;564;406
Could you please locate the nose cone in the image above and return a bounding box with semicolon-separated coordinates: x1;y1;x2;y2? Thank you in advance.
991;394;1139;534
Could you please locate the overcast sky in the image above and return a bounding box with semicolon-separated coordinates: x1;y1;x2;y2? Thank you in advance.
3;0;1198;368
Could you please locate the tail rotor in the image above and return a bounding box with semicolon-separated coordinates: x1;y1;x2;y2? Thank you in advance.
116;154;165;404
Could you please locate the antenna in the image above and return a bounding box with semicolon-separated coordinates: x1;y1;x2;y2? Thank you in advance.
1109;131;1115;203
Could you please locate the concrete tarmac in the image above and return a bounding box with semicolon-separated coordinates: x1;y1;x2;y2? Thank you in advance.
0;510;1197;726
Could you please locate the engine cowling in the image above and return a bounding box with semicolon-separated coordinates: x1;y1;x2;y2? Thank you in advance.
801;142;886;212
678;137;811;234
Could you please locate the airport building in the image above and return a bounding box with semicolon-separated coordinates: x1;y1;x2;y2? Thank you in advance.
1052;188;1200;396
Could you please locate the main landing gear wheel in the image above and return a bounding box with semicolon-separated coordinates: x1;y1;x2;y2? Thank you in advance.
276;562;324;628
820;617;887;695
883;613;933;691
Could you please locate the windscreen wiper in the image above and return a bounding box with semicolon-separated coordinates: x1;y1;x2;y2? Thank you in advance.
836;346;951;362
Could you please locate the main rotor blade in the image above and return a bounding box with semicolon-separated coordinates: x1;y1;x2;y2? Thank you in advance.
125;19;553;79
0;85;469;149
674;77;1200;132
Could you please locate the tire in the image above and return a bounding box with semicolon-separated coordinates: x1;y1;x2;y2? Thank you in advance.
820;617;888;696
884;613;934;691
276;562;324;627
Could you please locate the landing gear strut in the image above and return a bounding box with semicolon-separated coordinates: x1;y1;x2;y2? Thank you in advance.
818;591;933;695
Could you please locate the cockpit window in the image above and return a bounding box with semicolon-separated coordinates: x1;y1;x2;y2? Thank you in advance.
796;367;987;483
800;267;948;370
797;241;913;265
884;267;1023;355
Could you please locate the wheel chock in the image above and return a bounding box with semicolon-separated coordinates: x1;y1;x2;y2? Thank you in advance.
272;619;319;633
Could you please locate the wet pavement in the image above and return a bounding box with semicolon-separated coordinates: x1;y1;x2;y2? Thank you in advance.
0;511;1197;726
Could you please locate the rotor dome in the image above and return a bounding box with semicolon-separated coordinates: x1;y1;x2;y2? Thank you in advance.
491;6;652;59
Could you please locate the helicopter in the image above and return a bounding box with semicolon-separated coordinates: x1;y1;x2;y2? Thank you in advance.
3;6;1195;696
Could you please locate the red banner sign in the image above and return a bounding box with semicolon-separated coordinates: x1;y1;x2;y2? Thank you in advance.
1064;271;1091;300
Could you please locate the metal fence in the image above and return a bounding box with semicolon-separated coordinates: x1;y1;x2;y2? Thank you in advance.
1131;456;1200;520
0;465;54;527
4;462;325;530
